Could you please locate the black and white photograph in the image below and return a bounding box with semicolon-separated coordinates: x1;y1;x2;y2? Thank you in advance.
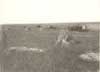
0;0;100;72
0;23;99;72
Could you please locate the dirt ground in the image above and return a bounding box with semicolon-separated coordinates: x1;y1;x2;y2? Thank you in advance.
0;25;99;72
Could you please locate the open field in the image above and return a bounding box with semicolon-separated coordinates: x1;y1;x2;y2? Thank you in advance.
0;24;99;72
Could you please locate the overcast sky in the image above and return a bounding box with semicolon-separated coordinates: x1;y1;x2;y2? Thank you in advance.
0;0;100;24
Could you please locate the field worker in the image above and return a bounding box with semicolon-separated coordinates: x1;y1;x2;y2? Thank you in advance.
56;30;66;45
56;30;75;47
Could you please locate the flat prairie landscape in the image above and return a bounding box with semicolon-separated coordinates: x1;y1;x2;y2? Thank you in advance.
0;24;99;72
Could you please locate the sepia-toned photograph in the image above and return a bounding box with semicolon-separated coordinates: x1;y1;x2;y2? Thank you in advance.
0;23;99;72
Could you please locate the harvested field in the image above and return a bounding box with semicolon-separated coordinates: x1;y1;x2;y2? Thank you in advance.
0;24;99;72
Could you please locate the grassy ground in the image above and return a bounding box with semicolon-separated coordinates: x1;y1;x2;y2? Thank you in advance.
0;25;99;72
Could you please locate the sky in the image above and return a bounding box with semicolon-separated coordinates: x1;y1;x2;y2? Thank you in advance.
0;0;100;24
